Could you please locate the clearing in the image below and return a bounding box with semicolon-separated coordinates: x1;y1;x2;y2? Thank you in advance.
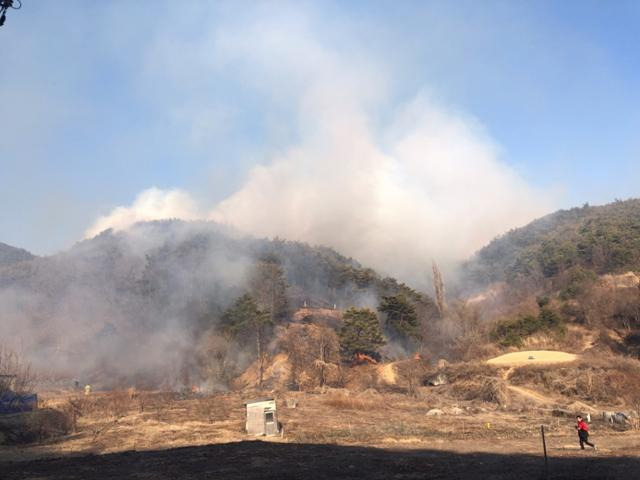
487;350;579;367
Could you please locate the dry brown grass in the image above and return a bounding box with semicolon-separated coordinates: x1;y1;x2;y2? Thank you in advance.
442;361;501;382
4;385;640;468
344;365;381;391
0;408;73;445
196;395;232;423
449;378;509;406
321;392;378;410
508;353;640;404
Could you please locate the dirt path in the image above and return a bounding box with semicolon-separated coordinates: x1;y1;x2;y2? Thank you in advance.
507;385;555;405
501;366;515;380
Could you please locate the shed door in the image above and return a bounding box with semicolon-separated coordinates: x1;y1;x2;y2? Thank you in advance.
247;406;266;435
264;410;278;436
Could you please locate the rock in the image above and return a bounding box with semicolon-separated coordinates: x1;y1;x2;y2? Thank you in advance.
436;359;449;369
426;408;444;416
602;411;630;426
447;406;464;416
425;373;448;386
614;412;630;425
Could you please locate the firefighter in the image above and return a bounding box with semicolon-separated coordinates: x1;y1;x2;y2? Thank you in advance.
576;415;596;450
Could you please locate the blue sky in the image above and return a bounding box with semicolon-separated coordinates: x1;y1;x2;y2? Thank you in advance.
1;0;639;268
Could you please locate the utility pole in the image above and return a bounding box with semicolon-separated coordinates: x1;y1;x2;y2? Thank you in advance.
0;0;22;28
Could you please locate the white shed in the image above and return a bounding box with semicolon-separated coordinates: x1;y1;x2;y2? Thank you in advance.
245;398;279;436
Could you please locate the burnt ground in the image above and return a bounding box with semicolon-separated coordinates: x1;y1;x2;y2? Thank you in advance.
2;440;639;480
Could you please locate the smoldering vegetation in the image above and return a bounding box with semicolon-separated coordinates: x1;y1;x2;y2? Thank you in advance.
0;220;421;389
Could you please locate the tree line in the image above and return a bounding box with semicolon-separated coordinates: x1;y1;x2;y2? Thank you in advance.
213;255;435;389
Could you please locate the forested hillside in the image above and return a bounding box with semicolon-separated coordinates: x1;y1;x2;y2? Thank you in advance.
0;220;427;385
0;242;34;267
463;199;640;290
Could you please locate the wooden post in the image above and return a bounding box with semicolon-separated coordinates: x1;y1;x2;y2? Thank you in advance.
540;425;549;479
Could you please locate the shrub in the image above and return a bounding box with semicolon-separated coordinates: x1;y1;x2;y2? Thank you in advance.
450;378;509;406
442;362;499;382
0;408;72;445
558;267;598;300
492;307;566;347
509;355;640;404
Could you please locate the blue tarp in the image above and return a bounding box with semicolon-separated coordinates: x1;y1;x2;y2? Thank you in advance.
0;392;37;414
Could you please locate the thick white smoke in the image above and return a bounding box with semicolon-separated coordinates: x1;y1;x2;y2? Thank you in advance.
85;188;202;239
85;11;553;285
209;93;549;283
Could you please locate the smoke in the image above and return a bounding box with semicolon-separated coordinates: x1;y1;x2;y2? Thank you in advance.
87;9;554;286
5;218;408;388
0;221;257;388
0;4;562;390
85;188;202;239
209;92;549;285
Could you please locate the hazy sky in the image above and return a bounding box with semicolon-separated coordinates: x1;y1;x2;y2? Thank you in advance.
1;0;639;265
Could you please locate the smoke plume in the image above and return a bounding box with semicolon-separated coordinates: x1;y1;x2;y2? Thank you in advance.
86;11;553;285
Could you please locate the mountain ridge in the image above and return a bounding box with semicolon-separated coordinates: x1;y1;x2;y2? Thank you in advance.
0;220;430;382
0;242;35;267
462;198;640;291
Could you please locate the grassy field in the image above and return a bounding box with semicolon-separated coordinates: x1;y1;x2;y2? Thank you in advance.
2;387;640;479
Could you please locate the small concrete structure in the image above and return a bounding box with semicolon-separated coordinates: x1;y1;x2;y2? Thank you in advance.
245;398;279;436
425;372;448;386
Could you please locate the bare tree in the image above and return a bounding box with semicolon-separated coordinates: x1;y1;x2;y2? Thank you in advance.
312;326;340;387
280;326;309;390
396;356;430;397
250;257;289;325
0;344;33;396
432;261;446;318
280;324;340;389
449;301;485;361
195;332;238;389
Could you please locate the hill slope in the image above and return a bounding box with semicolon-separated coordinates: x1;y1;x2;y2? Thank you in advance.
0;220;426;384
463;198;640;290
0;242;35;267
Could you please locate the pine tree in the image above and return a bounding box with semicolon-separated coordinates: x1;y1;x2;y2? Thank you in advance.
338;308;386;358
378;294;420;345
221;294;271;388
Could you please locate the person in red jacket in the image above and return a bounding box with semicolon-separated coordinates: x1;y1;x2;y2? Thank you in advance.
576;415;596;450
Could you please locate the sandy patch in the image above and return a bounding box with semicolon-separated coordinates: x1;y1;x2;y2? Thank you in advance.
487;350;578;366
600;271;639;289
